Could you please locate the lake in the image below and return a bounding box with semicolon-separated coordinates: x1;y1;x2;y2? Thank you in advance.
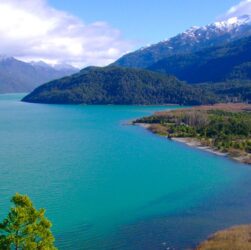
1;94;251;250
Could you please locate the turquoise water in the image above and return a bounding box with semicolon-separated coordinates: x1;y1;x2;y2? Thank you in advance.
1;94;251;249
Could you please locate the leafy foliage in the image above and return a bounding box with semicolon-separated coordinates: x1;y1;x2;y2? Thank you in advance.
0;193;57;250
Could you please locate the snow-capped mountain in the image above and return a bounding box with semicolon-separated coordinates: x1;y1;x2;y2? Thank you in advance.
214;15;251;30
176;14;251;43
114;15;251;68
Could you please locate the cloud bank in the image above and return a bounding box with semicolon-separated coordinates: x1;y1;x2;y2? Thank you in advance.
223;0;251;19
0;0;133;68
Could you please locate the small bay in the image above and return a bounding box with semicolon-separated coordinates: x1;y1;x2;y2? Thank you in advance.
1;94;251;249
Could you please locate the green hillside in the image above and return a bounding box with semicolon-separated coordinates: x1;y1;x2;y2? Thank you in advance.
22;66;216;105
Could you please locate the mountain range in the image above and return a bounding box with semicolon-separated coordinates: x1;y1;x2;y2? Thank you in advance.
0;56;78;93
114;15;251;69
19;14;251;104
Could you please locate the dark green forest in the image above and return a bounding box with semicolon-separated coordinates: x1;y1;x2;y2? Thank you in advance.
22;66;218;105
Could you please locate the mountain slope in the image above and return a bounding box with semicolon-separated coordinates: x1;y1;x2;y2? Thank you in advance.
22;66;216;105
0;57;78;93
149;36;251;83
114;15;251;69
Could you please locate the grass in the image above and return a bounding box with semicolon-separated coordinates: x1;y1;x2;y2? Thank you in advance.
196;225;251;250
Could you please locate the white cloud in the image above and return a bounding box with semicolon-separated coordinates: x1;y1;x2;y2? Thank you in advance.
0;0;133;68
222;0;251;19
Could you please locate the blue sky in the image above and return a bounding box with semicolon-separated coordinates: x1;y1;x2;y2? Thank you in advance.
48;0;240;44
0;0;248;67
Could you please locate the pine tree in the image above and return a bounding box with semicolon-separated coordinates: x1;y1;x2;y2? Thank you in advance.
0;193;57;250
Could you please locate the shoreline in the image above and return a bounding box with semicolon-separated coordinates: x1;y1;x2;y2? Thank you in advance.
171;137;227;157
134;123;251;165
171;137;251;165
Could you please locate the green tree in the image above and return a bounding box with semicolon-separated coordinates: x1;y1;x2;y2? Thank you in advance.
0;193;57;250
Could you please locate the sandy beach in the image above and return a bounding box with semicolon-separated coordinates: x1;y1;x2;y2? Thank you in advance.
171;137;227;156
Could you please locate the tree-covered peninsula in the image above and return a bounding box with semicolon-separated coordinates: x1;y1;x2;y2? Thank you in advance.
134;104;251;164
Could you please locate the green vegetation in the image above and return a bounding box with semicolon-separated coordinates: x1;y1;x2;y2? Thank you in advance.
22;66;217;105
135;104;251;163
196;225;251;250
197;81;251;103
22;63;251;105
0;193;57;250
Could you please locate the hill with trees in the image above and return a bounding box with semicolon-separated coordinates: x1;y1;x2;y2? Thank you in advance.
22;66;217;105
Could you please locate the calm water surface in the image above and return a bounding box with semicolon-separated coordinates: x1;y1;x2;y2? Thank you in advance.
1;94;251;250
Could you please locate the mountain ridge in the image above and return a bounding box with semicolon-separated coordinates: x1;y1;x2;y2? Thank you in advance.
114;15;251;69
148;35;251;83
0;57;79;93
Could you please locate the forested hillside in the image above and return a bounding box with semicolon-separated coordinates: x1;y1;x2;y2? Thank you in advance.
22;66;217;105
